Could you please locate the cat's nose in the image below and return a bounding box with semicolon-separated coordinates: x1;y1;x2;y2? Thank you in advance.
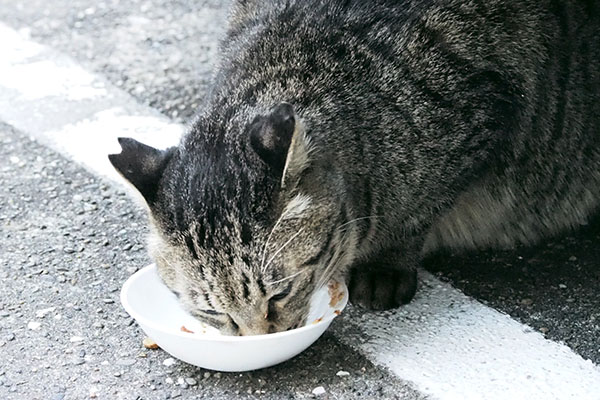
232;315;273;336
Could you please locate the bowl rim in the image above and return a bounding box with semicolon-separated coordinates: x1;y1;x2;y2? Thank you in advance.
120;264;348;343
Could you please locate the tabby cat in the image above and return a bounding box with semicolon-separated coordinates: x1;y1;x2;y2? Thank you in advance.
109;0;600;335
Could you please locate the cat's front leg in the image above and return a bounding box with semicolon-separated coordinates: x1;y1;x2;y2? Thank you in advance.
348;245;420;310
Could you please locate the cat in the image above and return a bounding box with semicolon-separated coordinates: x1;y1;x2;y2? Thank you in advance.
109;0;600;335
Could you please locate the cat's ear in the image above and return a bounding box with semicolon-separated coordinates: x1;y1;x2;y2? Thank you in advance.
108;137;175;203
249;102;296;172
280;118;313;188
249;102;313;185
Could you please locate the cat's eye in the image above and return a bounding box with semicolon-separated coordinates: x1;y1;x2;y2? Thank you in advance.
270;283;292;302
199;309;221;315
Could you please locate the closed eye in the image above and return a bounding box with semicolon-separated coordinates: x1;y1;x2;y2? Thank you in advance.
199;309;221;315
270;282;293;302
191;309;226;330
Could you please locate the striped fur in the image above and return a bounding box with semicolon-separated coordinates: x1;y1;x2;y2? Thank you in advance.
110;0;600;334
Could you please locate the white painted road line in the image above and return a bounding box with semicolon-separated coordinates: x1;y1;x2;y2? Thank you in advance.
0;23;183;183
1;23;599;399
334;272;600;399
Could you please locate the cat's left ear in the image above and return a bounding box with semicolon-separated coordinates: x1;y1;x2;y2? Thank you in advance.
108;137;175;204
249;102;313;185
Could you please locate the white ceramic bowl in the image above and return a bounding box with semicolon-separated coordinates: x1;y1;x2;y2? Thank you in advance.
120;264;348;372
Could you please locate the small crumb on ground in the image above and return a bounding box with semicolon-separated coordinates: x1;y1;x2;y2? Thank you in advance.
185;377;197;386
312;386;326;396
163;358;176;367
27;321;41;330
142;337;159;349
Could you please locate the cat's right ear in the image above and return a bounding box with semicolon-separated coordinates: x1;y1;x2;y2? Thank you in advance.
108;137;175;203
249;102;313;186
249;102;296;172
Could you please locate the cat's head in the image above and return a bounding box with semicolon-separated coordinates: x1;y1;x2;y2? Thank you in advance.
109;103;355;335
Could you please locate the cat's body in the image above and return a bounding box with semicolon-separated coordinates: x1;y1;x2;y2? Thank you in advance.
110;0;600;335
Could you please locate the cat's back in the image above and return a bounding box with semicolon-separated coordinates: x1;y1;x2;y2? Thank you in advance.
423;0;600;251
226;0;600;253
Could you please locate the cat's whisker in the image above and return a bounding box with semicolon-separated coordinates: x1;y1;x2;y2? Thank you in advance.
262;228;305;274
264;270;304;285
336;215;382;232
315;229;349;290
260;212;286;273
313;216;366;290
158;250;177;270
315;248;343;291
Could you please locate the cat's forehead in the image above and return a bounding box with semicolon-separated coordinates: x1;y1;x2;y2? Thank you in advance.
154;130;320;277
160;144;274;238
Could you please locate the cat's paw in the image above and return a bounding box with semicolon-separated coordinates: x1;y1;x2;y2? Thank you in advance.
348;265;417;310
